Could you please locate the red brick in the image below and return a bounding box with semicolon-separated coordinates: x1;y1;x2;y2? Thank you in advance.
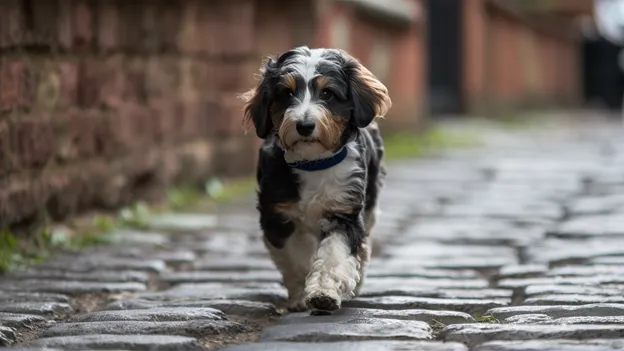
33;59;62;111
118;2;143;51
215;94;246;137
72;0;93;49
0;179;43;224
78;57;125;108
11;119;55;169
145;57;179;101
177;0;201;54
0;0;25;48
96;0;120;52
27;0;59;47
141;1;162;53
208;0;255;57
55;110;100;162
161;0;181;51
57;0;73;49
0;59;36;112
58;60;79;107
125;57;146;103
0;122;13;175
148;98;175;143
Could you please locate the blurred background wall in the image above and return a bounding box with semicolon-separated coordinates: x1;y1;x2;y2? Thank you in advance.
0;0;611;229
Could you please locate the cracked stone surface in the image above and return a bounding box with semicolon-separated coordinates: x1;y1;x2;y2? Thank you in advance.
4;118;624;350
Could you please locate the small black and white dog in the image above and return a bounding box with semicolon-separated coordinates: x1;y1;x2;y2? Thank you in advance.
241;46;391;313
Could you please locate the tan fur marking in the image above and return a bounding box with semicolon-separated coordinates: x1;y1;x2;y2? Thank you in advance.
316;106;347;152
274;202;298;215
315;76;331;91
283;73;297;91
353;64;393;118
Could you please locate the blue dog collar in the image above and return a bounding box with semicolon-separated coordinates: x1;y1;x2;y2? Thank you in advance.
276;140;348;171
287;147;348;172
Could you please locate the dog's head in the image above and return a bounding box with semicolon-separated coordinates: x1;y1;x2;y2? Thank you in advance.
241;46;392;160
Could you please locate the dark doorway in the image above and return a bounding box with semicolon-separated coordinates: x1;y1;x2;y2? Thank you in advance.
583;36;624;111
427;0;463;115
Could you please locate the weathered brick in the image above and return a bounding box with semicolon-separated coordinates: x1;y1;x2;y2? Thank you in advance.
11;119;55;169
140;1;162;53
0;58;36;112
55;110;98;162
0;122;13;175
27;0;60;47
72;0;94;49
215;94;246;137
78;56;125;108
118;2;143;51
34;59;62;111
96;0;120;52
125;57;146;103
58;60;79;108
177;0;201;54
160;0;181;51
207;0;255;57
0;0;25;48
57;0;73;49
145;57;179;100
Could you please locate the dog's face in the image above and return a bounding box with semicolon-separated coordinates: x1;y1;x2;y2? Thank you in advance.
242;47;392;160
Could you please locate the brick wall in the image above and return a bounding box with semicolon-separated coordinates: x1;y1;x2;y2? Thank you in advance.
0;0;309;230
463;0;583;113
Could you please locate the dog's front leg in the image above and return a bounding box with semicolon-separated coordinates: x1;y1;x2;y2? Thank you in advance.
304;214;367;312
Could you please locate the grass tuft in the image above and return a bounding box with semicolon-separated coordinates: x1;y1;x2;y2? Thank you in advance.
383;127;483;161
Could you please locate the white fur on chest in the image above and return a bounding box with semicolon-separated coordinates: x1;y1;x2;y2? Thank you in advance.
283;145;361;233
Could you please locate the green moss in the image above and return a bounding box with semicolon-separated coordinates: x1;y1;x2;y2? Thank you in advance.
475;315;500;323
384;127;483;161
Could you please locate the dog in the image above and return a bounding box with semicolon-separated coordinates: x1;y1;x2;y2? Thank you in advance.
241;46;391;313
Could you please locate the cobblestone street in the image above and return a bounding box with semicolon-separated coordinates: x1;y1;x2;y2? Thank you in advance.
2;117;624;351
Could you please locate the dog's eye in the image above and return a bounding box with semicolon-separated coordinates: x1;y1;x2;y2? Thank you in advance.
320;89;333;101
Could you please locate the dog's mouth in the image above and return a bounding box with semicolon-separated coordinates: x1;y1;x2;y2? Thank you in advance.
292;138;320;147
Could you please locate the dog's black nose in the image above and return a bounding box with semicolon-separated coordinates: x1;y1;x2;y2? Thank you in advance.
296;120;315;137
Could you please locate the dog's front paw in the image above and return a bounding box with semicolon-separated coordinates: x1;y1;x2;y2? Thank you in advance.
286;299;308;312
305;291;341;312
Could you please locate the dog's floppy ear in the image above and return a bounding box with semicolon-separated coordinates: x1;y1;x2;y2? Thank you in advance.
342;53;392;128
241;57;277;139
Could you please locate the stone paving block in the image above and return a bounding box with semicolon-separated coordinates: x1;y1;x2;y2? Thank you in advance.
486;304;624;320
552;214;624;238
160;271;282;284
68;307;226;323
147;213;218;232
42;257;166;273
280;308;475;326
26;334;203;350
0;302;73;317
547;265;624;277
567;193;624;215
497;275;624;290
418;257;518;270
472;339;624;351
441;323;624;348
494;265;548;280
384;243;517;260
41;320;248;338
365;266;479;279
221;341;469;351
537;316;624;325
523;294;624;305
591;257;624;265
365;277;489;289
105;299;279;318
0;313;49;329
526;238;624;265
139;283;287;304
359;287;513;300
344;296;509;316
107;229;171;246
503;314;553;324
116;250;197;265
524;284;624;297
260;319;432;342
0;280;147;294
193;257;276;271
0;292;69;304
7;269;151;283
0;326;16;347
